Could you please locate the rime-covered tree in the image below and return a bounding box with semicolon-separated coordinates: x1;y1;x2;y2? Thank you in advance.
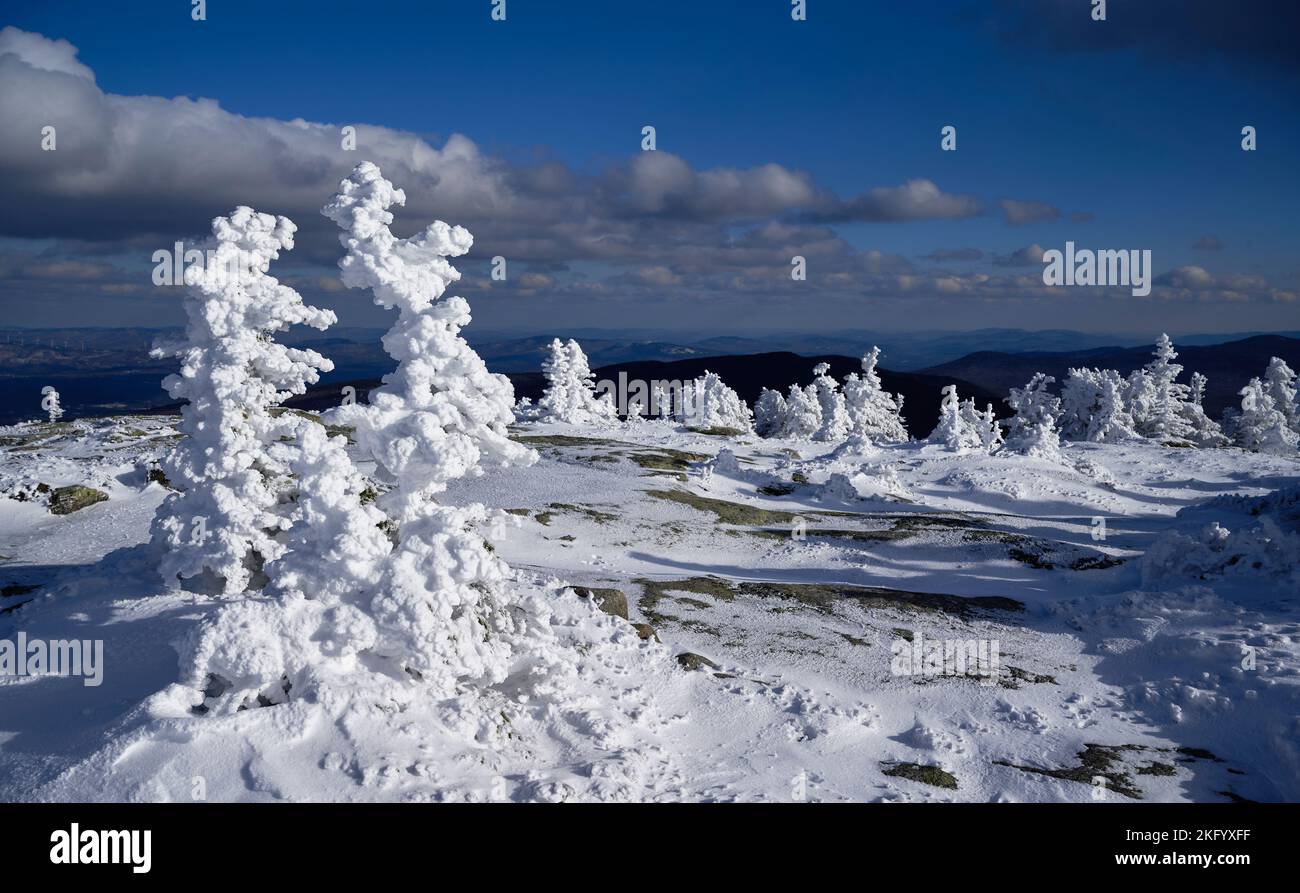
781;383;823;439
842;347;908;443
962;399;1003;453
1182;371;1229;447
1059;367;1136;443
537;338;618;424
1232;378;1298;454
1264;357;1299;433
753;387;788;437
810;362;850;442
1136;334;1196;444
317;161;538;690
676;370;753;432
41;386;63;423
151;207;336;594
927;385;981;450
1004;373;1061;457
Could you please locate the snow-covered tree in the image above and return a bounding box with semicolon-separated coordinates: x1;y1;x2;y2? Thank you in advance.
927;385;982;450
961;399;1003;453
1264;357;1299;433
1182;371;1229;447
40;386;63;423
676;370;753;432
151;206;336;594
317;161;539;690
842;347;908;443
1232;378;1298;454
1136;334;1196;445
537;338;618;425
1004;373;1061;457
811;362;850;442
781;382;823;439
1059;367;1137;443
753;387;788;437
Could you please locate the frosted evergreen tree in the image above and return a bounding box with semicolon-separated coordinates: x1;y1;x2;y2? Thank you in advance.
1182;371;1228;447
811;362;850;442
318;161;539;690
1004;373;1061;457
961;399;1003;453
842;347;908;443
677;370;753;432
1264;357;1299;433
753;387;788;437
927;385;981;450
150;207;336;594
538;338;618;424
1059;367;1137;442
1232;378;1298;454
40;386;63;423
781;382;823;439
1138;334;1196;444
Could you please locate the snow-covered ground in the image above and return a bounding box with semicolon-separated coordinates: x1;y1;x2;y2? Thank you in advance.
1;414;1297;801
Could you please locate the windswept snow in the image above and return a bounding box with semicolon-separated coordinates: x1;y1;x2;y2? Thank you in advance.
1;412;1297;801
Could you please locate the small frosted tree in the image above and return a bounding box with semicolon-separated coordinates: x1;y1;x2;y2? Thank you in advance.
753;387;788;437
1182;372;1228;447
927;385;981;450
1233;378;1298;454
781;383;823;439
151;207;336;594
41;386;63;423
677;370;753;432
961;399;1003;453
538;338;618;424
1060;367;1136;443
1004;373;1061;457
843;347;908;443
811;362;850;442
318;161;538;690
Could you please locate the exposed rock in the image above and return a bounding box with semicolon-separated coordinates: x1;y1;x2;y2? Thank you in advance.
574;586;629;620
675;652;719;671
48;485;108;515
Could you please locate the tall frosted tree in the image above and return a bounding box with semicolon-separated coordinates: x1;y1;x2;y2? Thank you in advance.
151;207;336;594
1264;357;1299;433
810;362;850;442
842;347;908;443
320;162;538;690
1137;334;1195;444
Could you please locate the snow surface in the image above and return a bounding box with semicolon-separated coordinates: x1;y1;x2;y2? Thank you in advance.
1;414;1298;801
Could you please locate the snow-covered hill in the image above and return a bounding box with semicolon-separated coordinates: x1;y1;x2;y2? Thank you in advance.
2;414;1296;802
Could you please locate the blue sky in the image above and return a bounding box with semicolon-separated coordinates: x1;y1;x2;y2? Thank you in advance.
1;0;1298;334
